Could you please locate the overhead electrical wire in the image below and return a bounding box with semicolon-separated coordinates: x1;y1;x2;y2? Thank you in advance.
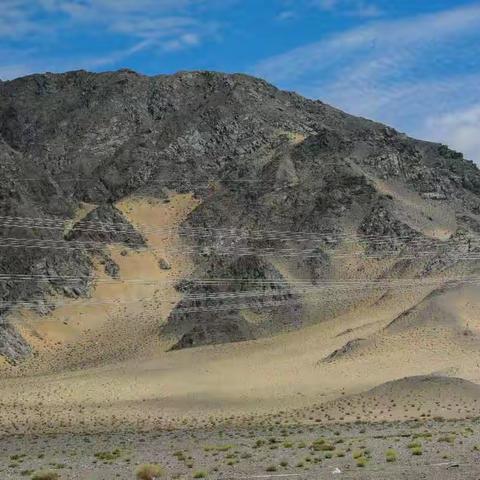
1;275;479;312
0;214;471;245
0;274;478;287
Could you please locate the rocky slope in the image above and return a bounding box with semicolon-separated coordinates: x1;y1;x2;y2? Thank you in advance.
1;69;480;362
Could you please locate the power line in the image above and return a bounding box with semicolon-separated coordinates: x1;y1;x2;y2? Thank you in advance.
0;214;470;244
0;219;464;250
0;274;478;287
1;276;479;312
0;238;476;261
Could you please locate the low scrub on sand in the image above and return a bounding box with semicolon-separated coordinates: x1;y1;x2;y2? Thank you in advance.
386;448;397;462
355;457;367;467
31;471;60;480
135;463;163;479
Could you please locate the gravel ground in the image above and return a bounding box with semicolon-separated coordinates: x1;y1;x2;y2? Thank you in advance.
1;418;480;479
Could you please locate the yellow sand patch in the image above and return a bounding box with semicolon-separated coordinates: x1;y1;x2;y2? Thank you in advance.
6;193;200;361
277;130;306;145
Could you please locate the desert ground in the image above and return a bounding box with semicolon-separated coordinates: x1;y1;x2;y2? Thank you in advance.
1;415;480;479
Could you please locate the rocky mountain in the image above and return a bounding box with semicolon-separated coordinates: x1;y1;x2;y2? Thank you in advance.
1;69;480;363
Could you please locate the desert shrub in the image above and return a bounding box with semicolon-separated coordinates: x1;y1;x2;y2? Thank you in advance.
352;450;363;459
312;442;335;451
411;447;422;456
438;436;454;443
265;465;277;472
356;457;367;467
94;449;122;461
193;472;207;478
386;449;397;462
31;471;60;480
135;463;163;480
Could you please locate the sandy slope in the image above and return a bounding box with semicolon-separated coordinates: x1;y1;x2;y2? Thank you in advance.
2;193;199;370
1;280;479;435
1;194;480;436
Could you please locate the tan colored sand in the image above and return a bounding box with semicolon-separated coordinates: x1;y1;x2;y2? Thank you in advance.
1;192;479;435
1;280;479;435
4;193;199;372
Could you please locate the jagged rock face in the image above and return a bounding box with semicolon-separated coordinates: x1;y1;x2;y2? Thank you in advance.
163;255;302;345
169;313;255;350
0;321;30;362
1;69;480;358
65;203;146;245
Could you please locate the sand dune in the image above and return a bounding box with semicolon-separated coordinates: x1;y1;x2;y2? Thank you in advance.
1;278;480;435
1;192;480;436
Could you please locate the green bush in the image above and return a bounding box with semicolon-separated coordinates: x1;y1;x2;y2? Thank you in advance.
386;448;397;462
135;463;163;480
352;450;364;459
356;457;367;467
31;471;60;480
94;449;122;461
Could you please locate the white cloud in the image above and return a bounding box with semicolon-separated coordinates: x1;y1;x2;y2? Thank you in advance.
424;104;480;162
255;4;480;84
310;0;383;17
276;10;297;22
0;0;220;75
254;3;480;163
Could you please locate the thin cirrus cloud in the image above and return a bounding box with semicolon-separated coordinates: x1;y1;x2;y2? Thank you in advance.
310;0;383;17
424;103;480;166
0;0;221;77
254;3;480;162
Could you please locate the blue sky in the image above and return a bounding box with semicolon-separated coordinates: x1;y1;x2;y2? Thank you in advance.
2;0;480;162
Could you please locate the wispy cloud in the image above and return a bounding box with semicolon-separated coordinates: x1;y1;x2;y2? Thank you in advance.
0;0;222;78
275;10;297;22
254;3;480;162
424;103;480;163
310;0;383;18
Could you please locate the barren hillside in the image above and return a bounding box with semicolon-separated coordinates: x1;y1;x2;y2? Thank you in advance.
1;70;480;434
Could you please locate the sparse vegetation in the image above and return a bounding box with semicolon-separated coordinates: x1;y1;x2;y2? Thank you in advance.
356;457;367;467
386;448;397;462
135;463;163;480
31;471;60;480
94;449;122;461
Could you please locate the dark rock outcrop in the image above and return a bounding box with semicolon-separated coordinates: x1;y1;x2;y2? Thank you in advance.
170;313;254;350
1;69;480;358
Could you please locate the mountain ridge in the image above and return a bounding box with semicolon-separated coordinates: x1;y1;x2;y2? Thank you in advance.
1;69;480;364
